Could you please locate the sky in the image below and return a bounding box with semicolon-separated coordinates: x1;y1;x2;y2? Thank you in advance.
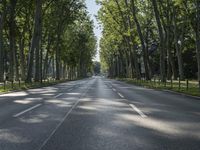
85;0;102;62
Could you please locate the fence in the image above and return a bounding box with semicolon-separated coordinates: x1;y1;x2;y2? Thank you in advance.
120;77;200;96
0;78;57;92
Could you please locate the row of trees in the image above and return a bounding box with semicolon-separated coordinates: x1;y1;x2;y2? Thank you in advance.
0;0;96;83
98;0;200;87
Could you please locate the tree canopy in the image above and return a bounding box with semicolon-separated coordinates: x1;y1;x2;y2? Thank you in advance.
0;0;97;83
97;0;200;88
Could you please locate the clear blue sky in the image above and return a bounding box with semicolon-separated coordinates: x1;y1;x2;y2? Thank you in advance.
85;0;102;62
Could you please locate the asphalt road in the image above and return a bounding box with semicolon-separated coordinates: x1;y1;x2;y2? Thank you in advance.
0;77;199;150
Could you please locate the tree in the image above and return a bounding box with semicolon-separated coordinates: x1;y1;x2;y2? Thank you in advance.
98;0;200;84
0;0;7;81
93;61;101;75
0;0;96;83
195;0;200;89
26;0;42;83
151;0;166;82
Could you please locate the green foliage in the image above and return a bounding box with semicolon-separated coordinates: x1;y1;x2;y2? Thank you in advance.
98;0;200;84
0;0;97;82
93;61;101;74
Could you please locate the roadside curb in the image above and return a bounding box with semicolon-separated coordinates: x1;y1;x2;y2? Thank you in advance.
0;78;89;96
114;79;200;100
162;89;200;100
0;81;66;96
0;90;22;95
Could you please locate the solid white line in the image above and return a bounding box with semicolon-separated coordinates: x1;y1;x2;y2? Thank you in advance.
129;104;147;118
38;100;79;150
13;104;42;118
38;82;92;150
54;93;63;98
118;92;124;98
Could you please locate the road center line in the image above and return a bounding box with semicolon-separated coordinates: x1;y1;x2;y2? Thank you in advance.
129;104;147;118
38;100;79;150
54;93;63;98
38;82;92;150
118;92;124;98
13;104;42;118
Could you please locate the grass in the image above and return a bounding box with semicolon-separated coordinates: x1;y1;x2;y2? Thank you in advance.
0;79;70;94
116;78;200;97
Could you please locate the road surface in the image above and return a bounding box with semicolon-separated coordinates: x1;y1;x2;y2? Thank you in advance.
0;77;199;150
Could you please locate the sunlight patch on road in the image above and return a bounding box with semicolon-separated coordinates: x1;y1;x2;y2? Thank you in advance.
14;100;32;104
20;114;49;124
42;93;54;96
95;127;118;137
81;98;93;102
0;129;30;143
118;114;180;135
117;113;200;138
46;100;72;108
97;98;127;107
0;92;28;97
14;97;43;104
66;93;81;96
29;88;57;94
78;105;97;111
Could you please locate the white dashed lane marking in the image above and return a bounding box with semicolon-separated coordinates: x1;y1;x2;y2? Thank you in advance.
129;104;147;118
118;92;124;98
112;88;117;92
13;104;42;118
108;83;147;118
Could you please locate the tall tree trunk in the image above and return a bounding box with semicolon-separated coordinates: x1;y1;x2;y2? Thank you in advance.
14;40;19;80
166;0;177;80
130;0;150;80
43;37;51;79
9;0;17;81
114;0;140;79
52;55;55;79
196;0;200;89
26;0;42;83
18;10;29;81
34;0;42;82
0;15;4;81
19;34;26;80
151;0;166;82
56;31;61;80
145;25;152;78
0;0;6;81
173;7;184;80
